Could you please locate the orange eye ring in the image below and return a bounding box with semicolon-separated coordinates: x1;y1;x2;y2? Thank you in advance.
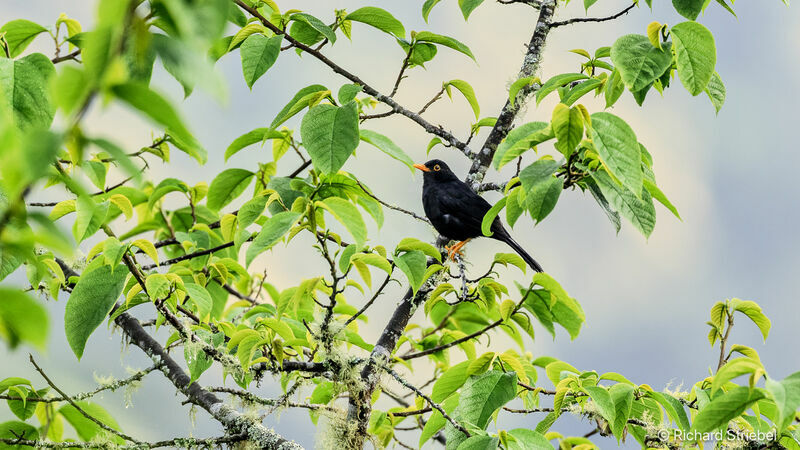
433;164;441;171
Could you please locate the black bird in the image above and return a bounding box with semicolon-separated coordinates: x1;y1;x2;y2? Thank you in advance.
413;159;544;272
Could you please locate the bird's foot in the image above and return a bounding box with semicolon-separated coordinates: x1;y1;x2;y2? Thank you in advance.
445;240;470;261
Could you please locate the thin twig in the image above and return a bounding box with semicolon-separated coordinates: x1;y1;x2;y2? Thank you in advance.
29;355;142;444
551;2;636;28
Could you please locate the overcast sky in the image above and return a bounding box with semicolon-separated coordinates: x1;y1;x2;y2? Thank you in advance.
2;0;799;448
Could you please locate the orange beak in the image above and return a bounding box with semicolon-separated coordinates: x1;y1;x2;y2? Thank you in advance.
413;163;430;172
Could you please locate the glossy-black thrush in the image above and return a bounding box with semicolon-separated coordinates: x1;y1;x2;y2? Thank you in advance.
414;159;544;272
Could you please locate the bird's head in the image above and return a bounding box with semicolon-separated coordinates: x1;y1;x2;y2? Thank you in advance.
413;159;458;182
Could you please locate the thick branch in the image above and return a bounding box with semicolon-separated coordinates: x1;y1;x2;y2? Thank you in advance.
113;310;302;449
465;0;556;189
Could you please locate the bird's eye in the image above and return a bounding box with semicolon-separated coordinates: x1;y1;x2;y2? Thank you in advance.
433;164;441;171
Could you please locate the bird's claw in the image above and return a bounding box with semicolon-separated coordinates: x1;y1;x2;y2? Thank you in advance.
445;240;470;262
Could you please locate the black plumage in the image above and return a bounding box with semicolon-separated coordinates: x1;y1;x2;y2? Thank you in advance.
414;159;544;272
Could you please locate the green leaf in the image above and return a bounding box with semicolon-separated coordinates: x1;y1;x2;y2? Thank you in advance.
432;360;471;403
457;436;498;450
704;71;726;114
74;197;109;243
420;394;458;447
492;122;553;170
728;298;771;340
604;69;625;108
317;197;367;248
691;386;765;433
59;401;123;443
672;0;704;20
536;73;587;105
0;421;39;449
608;384;634;441
64;260;127;359
765;372;800;431
350;253;392;274
301;102;359;174
338;84;362;105
422;0;443;22
0;52;56;130
592;169;655;237
644;179;681;220
396;237;441;262
184;283;213;320
646;391;691;432
0;20;47;57
519;159;562;223
0;289;48;350
584;386;617;427
290;13;336;44
240;34;282;89
207;168;254;211
670;22;716;96
562;78;603;107
415;31;475;61
551;103;584;155
712;357;763;395
271;84;328;128
507;428;553;450
394;250;427;294
346;7;405;38
458;0;486;20
445;371;517;448
481;197;506;237
590;112;643;196
224;127;285;161
509;76;538;107
610;35;672;92
245;211;301;267
111;83;205;163
445;79;480;119
359;130;414;171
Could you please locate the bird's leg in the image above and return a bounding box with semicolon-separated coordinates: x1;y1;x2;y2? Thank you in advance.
445;239;471;261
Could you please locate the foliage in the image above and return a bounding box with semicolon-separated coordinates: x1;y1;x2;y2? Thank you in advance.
0;0;796;449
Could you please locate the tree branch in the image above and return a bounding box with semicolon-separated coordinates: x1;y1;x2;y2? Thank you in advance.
550;3;636;28
233;0;472;157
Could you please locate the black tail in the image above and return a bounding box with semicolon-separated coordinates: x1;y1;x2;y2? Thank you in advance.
496;232;544;273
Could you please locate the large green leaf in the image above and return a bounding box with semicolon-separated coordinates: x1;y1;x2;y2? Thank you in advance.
705;71;726;114
765;372;800;431
507;428;553;450
672;0;704;20
346;7;405;38
0;421;39;449
301;102;359;174
608;384;634;441
445;79;480;119
551;103;583;155
207;168;254;211
519;159;562;223
592;169;655;238
492;121;552;169
224;127;285;161
0;52;56;130
610;35;672;92
445;370;517;449
691;386;765;433
64;259;127;359
317;197;367;248
74;196;110;243
458;0;486;20
590;112;643;197
240;34;282;89
359;130;414;171
671;22;716;96
0;20;47;57
584;386;617;429
245;211;301;266
420;394;459;447
290;13;336;44
431;360;471;402
0;289;48;350
394;250;428;294
111;82;205;163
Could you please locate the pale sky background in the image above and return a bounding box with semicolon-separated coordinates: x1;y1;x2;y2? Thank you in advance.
1;0;799;448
